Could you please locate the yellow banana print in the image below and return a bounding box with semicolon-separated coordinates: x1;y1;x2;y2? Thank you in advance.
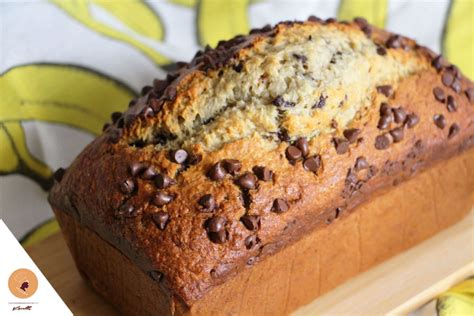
51;0;169;65
21;218;60;248
197;0;250;47
443;0;474;80
170;0;197;7
0;63;136;188
338;0;388;28
437;278;474;315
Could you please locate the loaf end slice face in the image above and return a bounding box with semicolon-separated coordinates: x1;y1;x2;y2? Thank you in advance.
49;17;474;306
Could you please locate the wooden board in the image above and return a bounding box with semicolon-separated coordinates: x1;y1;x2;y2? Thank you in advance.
26;210;474;316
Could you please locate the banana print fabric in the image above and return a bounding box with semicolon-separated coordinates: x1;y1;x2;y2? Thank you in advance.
0;0;472;253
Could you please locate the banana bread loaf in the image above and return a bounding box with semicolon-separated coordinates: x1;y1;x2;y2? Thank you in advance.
49;16;474;315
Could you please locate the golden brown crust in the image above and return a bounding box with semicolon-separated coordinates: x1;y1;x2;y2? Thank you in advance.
48;17;474;305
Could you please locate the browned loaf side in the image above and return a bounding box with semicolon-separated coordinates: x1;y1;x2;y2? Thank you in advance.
48;16;474;314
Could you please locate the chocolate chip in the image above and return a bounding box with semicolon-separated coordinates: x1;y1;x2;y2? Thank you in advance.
380;102;392;116
272;199;289;213
111;112;122;123
130;162;146;176
233;63;243;73
386;35;402;49
236;172;257;190
448;123;460;139
433;87;446;102
208;162;227;181
405;113;419;128
108;127;122;143
308;15;322;22
313;95;327;108
198;194;215;212
376;46;387;56
155;174;176;189
303;155;321;172
442;72;454;87
286;145;303;161
53;168;66;182
241;215;259;231
431;55;443;71
465;88;474;104
120;179;136;194
343;128;361;144
389;127;404;143
186;152;202;165
375;134;391;150
278;128;291;142
152;212;169;230
252;166;273;181
149;270;163;282
205;216;226;233
333;138;350;155
117;203;136;218
293;53;308;63
377;85;393;97
170;149;188;164
149;99;163;112
102;123;110;131
209;230;227;244
325;18;337;24
153;79;168;93
451;79;461;93
273;96;295;108
392;107;407;124
433;114;446;129
142;166;158;180
378;112;393;129
353;17;368;27
354;157;369;171
153;192;174;206
244;235;258;249
222;159;242;175
447;95;457;112
295;137;309;157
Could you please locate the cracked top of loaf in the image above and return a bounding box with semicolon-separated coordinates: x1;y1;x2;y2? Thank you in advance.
48;16;474;305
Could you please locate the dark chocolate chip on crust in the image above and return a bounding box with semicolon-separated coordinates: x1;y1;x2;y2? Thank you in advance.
376;46;387;56
405;113;420;128
451;79;461;93
286;145;303;161
116;202;137;218
152;212;169;230
303;155;321;173
208;162;227;181
240;215;260;231
108;127;122;143
252;166;273;181
354;157;369;171
198;194;216;212
149;270;163;282
153;192;174;206
244;235;259;249
376;85;393;97
389;127;404;143
447;95;457;112
386;35;402;49
333;138;350;155
378;112;393;130
155;174;176;189
433;87;446;102
465;88;474;104
448;123;460;139
53;168;66;182
442;72;454;87
392;107;407;124
343;128;361;144
170;149;188;164
236;172;258;190
142;166;158;180
130;162;146;176
272;198;289;213
433;114;446;129
295;137;309;157
375;134;391;150
120;179;136;194
223;159;242;175
206;216;226;233
431;55;444;71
